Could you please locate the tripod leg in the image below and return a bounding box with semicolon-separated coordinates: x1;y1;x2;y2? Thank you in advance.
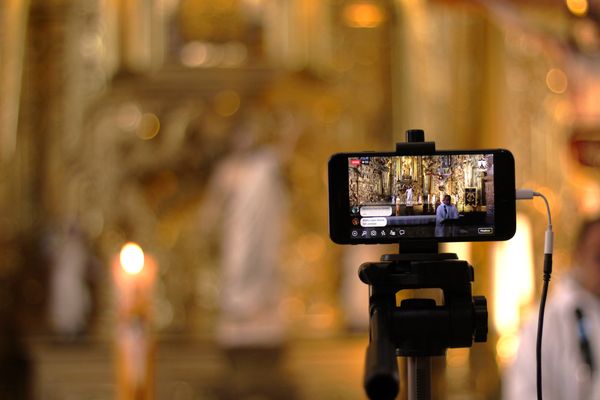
407;356;431;400
364;305;399;400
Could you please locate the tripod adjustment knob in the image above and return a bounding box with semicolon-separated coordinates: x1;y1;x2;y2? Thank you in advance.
473;296;488;343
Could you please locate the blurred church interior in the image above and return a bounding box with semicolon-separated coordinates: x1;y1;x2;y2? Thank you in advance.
1;0;600;398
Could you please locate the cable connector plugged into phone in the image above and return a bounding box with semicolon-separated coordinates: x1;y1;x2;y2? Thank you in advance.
516;189;554;260
516;188;554;400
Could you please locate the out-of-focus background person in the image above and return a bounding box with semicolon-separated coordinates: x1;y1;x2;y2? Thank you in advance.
197;104;301;399
503;216;600;400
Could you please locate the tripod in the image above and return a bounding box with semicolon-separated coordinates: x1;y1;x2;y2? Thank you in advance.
359;131;488;399
360;243;487;400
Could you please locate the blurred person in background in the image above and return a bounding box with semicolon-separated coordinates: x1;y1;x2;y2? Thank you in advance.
503;216;600;400
47;221;95;339
199;105;300;399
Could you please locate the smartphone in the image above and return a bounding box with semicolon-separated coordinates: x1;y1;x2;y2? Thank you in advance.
328;149;516;244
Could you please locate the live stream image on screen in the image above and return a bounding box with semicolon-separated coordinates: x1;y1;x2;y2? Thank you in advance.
348;154;495;239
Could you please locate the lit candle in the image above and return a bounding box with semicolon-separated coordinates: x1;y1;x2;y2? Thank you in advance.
113;242;156;400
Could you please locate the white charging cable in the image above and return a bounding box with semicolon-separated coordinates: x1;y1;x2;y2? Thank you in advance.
516;189;554;400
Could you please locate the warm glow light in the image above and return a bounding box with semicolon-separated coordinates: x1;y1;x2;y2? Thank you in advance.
496;333;520;365
441;242;472;261
180;41;209;67
137;113;160;140
580;185;600;214
306;302;337;331
446;348;470;368
553;99;574;125
546;68;568;94
343;2;384;28
493;214;536;366
296;233;326;263
493;213;534;340
120;242;145;275
116;103;142;131
222;41;248;67
566;0;589;16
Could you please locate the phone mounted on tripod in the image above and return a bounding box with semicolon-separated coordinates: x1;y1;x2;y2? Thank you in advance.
328;130;516;399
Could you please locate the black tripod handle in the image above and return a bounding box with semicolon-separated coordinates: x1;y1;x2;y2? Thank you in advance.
364;306;399;400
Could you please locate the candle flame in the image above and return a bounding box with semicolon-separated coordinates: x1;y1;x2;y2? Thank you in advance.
120;242;145;275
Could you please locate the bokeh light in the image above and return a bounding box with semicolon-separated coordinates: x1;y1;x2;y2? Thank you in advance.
136;112;161;140
546;68;568;94
120;242;145;275
566;0;589;16
493;213;534;363
296;233;326;263
179;40;247;68
214;89;241;117
180;41;209;67
342;2;384;28
116;103;142;131
496;333;520;366
222;41;248;67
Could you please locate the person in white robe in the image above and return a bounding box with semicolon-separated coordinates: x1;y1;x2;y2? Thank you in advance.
503;216;600;400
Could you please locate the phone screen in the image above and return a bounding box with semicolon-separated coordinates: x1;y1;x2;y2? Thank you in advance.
329;150;516;244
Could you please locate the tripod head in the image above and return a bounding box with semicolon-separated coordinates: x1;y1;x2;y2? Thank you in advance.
360;246;487;399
